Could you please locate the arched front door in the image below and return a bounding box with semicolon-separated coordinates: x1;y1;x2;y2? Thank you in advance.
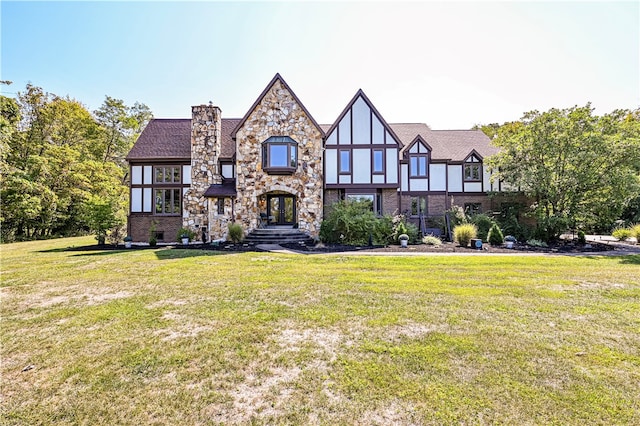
267;194;296;226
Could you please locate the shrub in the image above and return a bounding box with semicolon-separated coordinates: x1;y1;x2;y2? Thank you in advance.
612;227;632;241
487;224;504;246
228;223;244;243
470;213;496;241
422;235;442;246
177;227;196;242
446;205;466;228
372;215;394;246
577;230;586;245
453;223;477;247
526;239;548;248
148;220;158;246
320;200;378;245
631;224;640;242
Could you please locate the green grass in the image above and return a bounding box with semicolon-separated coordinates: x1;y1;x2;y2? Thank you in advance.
2;236;639;425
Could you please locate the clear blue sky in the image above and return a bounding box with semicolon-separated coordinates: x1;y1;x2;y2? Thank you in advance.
2;1;638;129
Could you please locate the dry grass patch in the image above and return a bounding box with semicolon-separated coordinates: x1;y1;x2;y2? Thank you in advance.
1;237;639;425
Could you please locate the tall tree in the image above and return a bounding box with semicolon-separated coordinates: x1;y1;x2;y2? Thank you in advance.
487;105;640;239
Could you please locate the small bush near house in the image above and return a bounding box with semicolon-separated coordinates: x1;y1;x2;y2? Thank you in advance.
612;227;632;241
453;223;477;247
320;200;379;245
176;227;196;242
487;224;504;246
422;235;442;246
470;213;496;241
372;215;394;246
228;223;244;243
577;230;587;245
527;239;548;248
631;224;640;242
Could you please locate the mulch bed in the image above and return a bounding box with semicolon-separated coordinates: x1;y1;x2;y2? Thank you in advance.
59;240;616;254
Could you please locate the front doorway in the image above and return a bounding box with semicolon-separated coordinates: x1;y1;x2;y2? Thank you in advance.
267;194;296;226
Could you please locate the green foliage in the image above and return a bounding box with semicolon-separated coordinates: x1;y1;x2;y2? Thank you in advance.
577;231;586;245
371;215;394;246
228;223;244;243
422;235;442;246
631;224;640;242
612;227;632;241
446;205;467;228
453;223;477;247
488;106;640;239
176;227;196;242
469;213;496;241
0;83;152;242
320;200;379;245
85;196;122;245
526;239;548;248
487;224;504;245
148;220;158;246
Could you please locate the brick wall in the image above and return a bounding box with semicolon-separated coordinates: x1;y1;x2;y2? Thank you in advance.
129;215;182;243
381;189;399;215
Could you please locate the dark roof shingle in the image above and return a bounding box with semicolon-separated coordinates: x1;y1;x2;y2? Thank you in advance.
127;118;240;161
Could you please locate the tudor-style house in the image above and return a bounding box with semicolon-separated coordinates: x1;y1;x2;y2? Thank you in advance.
126;74;504;243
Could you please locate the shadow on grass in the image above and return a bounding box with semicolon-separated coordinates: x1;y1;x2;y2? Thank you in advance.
577;254;640;264
154;249;230;260
618;254;640;265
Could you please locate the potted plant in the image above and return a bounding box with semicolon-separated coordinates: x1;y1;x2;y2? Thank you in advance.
124;236;133;249
399;233;409;248
177;227;195;245
504;235;517;249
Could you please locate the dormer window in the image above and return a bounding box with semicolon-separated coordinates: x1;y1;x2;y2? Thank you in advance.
408;138;430;177
464;154;482;182
262;136;298;174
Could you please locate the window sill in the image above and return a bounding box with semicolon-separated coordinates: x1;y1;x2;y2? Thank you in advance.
263;167;297;175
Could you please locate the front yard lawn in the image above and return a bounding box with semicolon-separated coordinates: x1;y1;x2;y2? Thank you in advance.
2;237;639;425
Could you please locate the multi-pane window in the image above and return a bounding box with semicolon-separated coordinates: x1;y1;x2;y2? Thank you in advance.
340;150;351;173
155;166;181;183
373;149;384;173
464;203;481;215
410;155;428;177
346;192;382;215
217;198;225;215
155;189;181;214
411;196;427;216
464;154;482;181
262;136;297;173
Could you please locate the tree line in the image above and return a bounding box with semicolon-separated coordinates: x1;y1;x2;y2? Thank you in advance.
1;82;152;242
475;104;640;240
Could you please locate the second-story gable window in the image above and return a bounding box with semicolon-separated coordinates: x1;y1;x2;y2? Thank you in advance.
409;154;428;177
373;149;384;173
464;154;482;182
262;136;297;174
339;150;351;173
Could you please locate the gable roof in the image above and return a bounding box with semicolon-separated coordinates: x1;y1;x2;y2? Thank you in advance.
390;124;496;162
230;73;324;138
126;118;240;161
324;89;403;146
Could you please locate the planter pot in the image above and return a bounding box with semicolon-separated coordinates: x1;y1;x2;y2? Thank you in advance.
181;238;189;245
124;241;132;249
400;240;408;248
471;238;483;250
505;241;514;249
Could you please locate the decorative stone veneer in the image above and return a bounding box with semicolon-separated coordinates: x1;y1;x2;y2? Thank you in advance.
234;80;323;236
183;105;222;236
208;197;234;240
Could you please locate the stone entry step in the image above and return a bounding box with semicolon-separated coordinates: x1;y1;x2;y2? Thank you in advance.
245;228;313;245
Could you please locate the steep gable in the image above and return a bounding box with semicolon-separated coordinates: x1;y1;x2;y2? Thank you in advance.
324;89;402;147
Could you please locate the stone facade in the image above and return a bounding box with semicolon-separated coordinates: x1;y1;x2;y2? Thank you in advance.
233;79;324;237
183;105;222;237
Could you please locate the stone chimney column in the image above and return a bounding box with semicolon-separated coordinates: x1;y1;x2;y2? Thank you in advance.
183;104;222;231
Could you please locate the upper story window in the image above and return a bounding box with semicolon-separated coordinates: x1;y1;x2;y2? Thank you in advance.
339;150;351;173
464;154;482;182
373;149;384;173
409;155;428;177
262;136;297;174
155;166;181;184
